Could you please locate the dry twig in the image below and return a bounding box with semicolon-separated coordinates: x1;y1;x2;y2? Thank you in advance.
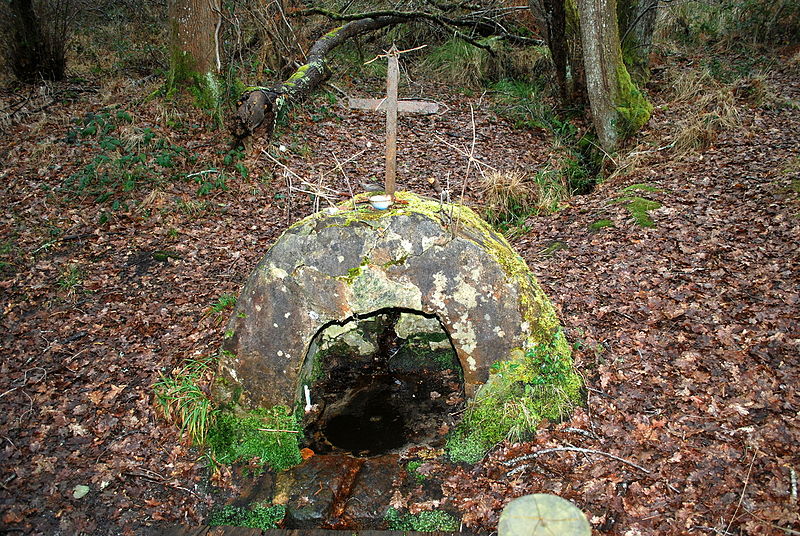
504;446;652;476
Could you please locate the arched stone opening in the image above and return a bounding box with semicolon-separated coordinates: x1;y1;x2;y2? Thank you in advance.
299;308;465;456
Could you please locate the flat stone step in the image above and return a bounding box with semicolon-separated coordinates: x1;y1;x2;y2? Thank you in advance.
158;528;466;536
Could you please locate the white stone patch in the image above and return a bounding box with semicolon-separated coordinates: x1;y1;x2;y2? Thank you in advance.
400;239;414;253
453;279;479;309
255;304;262;312
273;323;278;328
285;312;291;318
269;266;288;279
451;316;477;358
520;321;530;333
277;350;283;357
431;272;448;310
493;326;506;338
337;255;344;263
309;311;319;321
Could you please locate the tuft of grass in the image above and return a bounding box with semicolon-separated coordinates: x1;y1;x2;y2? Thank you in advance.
153;355;217;445
385;508;459;532
58;264;83;293
616;196;662;228
446;330;581;463
206;406;302;473
668;67;741;155
422;37;505;87
208;504;285;530
479;169;571;236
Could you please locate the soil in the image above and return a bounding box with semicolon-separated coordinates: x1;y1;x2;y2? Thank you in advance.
0;49;799;536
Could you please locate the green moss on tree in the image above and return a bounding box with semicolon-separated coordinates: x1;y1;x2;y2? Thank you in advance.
614;63;652;139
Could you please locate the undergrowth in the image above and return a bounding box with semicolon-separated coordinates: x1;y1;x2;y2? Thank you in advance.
60;107;248;216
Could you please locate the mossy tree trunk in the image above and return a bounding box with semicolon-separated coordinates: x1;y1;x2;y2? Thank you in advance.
578;0;652;152
167;0;220;89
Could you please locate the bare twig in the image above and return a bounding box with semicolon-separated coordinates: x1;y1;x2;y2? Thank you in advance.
724;449;758;534
504;446;652;476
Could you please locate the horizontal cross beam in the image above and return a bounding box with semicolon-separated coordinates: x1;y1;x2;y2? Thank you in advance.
348;98;439;115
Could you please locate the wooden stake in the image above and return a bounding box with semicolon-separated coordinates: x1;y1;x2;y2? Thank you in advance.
385;46;399;199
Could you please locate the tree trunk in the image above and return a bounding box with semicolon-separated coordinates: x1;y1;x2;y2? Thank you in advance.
579;0;651;151
618;0;659;83
528;0;586;105
7;0;65;81
231;15;403;143
168;0;220;86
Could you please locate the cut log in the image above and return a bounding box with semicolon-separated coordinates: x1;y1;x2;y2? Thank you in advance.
230;15;403;144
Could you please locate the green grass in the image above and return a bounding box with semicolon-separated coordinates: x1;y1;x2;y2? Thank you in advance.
385;508;459;532
153;355;217;445
58;264;83;292
422;37;502;87
208;504;285;530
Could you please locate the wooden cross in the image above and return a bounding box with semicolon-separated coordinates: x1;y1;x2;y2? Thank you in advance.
349;45;439;199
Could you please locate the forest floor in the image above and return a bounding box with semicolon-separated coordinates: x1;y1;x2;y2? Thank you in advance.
1;48;799;536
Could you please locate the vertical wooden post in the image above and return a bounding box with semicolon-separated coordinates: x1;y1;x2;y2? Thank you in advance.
385;46;399;199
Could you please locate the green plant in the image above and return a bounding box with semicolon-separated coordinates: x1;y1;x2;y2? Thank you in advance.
206;406;302;473
208;504;285;530
447;330;582;463
153;355;217;444
621;183;660;194
422;37;506;87
385;508;459;532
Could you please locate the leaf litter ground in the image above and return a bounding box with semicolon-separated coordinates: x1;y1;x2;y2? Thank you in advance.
0;58;798;535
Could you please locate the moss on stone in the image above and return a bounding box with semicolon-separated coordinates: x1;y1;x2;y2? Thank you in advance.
447;329;581;463
207;406;302;473
621;183;661;194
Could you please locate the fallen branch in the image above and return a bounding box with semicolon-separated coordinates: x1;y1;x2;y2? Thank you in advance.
503;446;652;476
231;15;404;143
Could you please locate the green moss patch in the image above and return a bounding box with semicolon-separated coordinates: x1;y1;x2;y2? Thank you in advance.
447;331;582;463
207;406;302;473
621;183;661;194
616;196;662;228
209;504;285;530
589;219;614;231
385;508;460;532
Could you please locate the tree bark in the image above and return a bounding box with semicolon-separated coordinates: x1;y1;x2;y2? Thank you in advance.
528;0;586;105
579;0;651;151
168;0;220;85
7;0;66;81
231;15;403;143
618;0;659;83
